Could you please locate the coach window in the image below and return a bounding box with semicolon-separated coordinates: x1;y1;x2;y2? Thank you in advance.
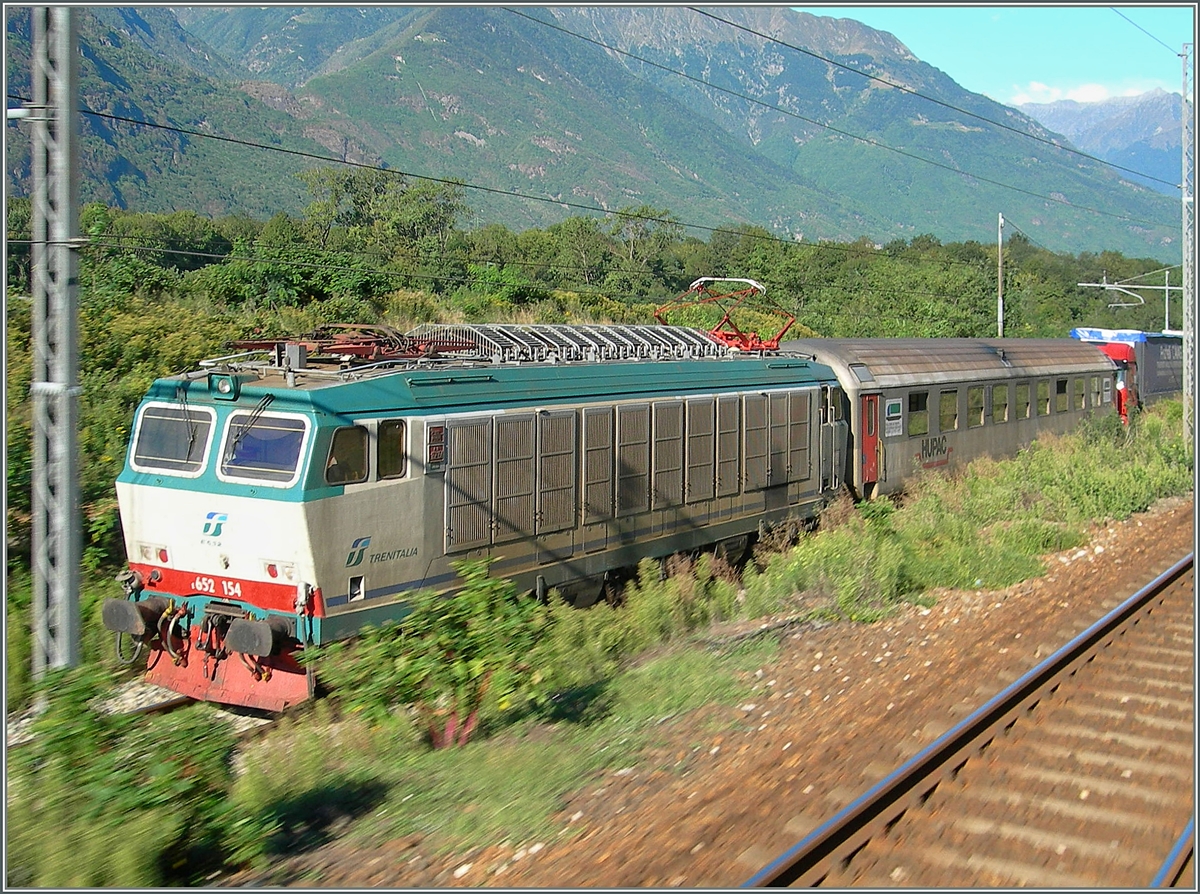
378;419;407;479
1055;378;1069;413
1015;383;1031;419
967;387;985;428
907;391;929;436
1090;376;1101;407
939;390;958;432
1036;381;1051;416
1073;378;1085;410
1102;377;1113;403
991;384;1009;424
326;426;368;484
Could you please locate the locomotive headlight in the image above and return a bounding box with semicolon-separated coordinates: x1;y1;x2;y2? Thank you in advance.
138;543;170;565
209;373;239;400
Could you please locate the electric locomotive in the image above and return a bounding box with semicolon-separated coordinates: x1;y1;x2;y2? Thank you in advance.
102;313;848;710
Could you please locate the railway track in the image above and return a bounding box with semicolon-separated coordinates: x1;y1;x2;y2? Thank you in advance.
745;553;1195;888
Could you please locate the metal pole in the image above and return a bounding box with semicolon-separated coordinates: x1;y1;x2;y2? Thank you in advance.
1182;44;1194;440
997;212;1004;338
1165;269;1170;333
30;6;82;677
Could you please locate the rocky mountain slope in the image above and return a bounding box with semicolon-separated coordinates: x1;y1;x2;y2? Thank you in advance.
1017;89;1182;196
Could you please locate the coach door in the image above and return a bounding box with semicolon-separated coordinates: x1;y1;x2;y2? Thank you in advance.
861;393;880;491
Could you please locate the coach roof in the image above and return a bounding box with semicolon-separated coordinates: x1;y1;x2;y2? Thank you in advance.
781;338;1117;389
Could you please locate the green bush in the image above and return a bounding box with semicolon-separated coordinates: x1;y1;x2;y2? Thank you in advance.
6;668;236;887
319;559;551;746
744;514;911;622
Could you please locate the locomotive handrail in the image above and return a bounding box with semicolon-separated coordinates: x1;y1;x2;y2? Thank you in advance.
199;350;270;367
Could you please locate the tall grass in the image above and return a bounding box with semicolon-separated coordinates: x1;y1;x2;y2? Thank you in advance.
745;400;1192;615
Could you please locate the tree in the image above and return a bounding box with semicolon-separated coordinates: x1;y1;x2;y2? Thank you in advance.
547;215;611;286
603;204;684;297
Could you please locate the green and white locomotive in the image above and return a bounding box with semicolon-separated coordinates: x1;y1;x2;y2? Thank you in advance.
103;315;848;709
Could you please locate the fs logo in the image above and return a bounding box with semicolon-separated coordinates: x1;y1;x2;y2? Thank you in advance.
202;512;228;537
346;536;372;568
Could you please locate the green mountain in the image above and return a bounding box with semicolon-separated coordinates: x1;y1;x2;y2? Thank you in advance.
5;6;329;217
4;6;1182;262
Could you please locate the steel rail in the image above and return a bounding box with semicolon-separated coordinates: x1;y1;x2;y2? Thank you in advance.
743;552;1194;888
1151;816;1195;888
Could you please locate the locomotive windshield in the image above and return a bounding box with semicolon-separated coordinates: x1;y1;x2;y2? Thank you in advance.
219;412;308;484
130;403;215;475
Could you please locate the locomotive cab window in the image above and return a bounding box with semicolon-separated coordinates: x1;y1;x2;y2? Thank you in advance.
967;387;985;429
939;390;958;432
130;402;216;476
1036;381;1051;416
326;426;368;484
378;419;407;480
219;413;308;485
907;392;928;437
991;384;1009;424
1055;378;1069;413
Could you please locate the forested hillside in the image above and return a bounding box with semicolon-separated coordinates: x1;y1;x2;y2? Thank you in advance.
4;6;1182;258
5;171;1182;573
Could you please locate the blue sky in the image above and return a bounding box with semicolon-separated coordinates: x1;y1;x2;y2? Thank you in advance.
791;6;1196;105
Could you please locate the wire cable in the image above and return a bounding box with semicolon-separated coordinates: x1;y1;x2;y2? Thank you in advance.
9;236;1004;306
1002;218;1059;255
1111;7;1183;55
7;92;1011;273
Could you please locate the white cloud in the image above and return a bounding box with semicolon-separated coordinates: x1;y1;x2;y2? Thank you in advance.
1008;78;1178;106
1008;82;1064;105
1066;84;1111;103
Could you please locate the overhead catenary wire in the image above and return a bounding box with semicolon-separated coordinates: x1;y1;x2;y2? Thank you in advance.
10;18;1176;236
689;6;1179;190
1110;7;1182;56
503;7;1176;228
999;217;1058;255
5;4;1178;278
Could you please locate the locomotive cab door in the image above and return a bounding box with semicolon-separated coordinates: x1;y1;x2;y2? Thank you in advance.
860;393;881;497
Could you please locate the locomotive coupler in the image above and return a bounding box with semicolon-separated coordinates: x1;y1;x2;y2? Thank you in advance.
115;569;144;597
